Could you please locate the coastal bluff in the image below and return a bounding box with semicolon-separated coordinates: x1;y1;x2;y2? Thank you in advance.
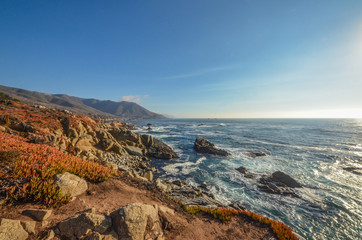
0;95;300;240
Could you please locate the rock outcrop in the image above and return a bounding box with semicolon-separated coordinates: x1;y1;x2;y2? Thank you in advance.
0;99;178;176
54;172;88;197
193;137;230;156
258;171;301;197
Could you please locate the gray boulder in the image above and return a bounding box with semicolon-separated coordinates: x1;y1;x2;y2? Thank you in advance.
54;172;88;197
194;137;230;156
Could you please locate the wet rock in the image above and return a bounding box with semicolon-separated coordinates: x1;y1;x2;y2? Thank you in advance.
54;172;88;197
0;218;29;240
194;137;230;156
343;167;362;175
147;138;178;159
271;171;302;188
22;209;52;221
236;166;248;174
246;151;268;158
258;175;300;197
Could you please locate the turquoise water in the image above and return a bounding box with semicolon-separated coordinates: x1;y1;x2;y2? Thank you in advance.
132;119;362;240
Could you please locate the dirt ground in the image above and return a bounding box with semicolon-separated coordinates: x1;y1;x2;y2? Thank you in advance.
0;177;276;240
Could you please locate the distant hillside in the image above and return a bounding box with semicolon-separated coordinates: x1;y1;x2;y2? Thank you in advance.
0;85;166;119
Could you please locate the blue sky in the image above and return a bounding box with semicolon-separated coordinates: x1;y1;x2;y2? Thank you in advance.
1;0;362;118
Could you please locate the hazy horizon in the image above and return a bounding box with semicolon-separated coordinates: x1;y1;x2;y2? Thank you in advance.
1;1;361;118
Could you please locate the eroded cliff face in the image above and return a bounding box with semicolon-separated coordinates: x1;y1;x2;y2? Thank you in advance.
0;99;178;173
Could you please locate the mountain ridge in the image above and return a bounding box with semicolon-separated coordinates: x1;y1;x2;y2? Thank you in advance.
0;84;166;119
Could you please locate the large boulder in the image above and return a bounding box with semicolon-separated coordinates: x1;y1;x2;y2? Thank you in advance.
0;218;29;240
194;137;230;156
113;203;163;240
147;138;178;159
57;212;112;239
271;171;302;188
54;172;88;197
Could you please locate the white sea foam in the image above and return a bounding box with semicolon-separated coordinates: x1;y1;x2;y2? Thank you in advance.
162;156;206;175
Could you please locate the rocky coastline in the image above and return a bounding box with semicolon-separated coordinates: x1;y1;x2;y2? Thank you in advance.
0;96;300;240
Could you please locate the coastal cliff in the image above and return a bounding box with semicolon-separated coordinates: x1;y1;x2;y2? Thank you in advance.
0;94;299;240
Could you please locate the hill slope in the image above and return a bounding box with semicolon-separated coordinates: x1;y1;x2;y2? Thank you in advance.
0;85;166;119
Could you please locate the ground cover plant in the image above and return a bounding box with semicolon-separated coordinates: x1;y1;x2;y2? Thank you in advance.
182;204;298;240
0;131;117;207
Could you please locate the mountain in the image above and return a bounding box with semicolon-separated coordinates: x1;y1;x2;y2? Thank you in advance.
0;85;166;119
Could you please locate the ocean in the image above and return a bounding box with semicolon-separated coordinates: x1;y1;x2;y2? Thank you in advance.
131;118;362;240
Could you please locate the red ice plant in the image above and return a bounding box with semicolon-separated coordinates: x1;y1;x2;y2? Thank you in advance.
0;131;118;207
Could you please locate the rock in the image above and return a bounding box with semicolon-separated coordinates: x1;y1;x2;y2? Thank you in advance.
271;171;302;188
155;178;170;193
54;172;88;197
22;209;52;221
83;231;103;240
143;171;153;181
125;146;143;156
236;166;248;174
343;167;362;175
141;135;153;147
44;230;55;240
193;137;230;156
146;138;178;159
246;151;268;158
57;212;112;239
113;203;163;240
102;231;119;240
20;221;36;234
0;218;29;240
258;175;300;198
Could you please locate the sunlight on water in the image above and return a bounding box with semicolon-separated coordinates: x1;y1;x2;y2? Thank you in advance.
132;118;362;240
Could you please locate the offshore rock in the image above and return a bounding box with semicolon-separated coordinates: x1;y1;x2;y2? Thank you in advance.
258;172;301;197
147;138;179;159
194;137;230;156
246;151;268;158
271;171;302;188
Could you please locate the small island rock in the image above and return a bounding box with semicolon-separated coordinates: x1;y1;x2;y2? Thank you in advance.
194;137;230;156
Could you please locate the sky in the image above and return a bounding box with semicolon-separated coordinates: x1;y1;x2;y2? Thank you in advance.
1;0;362;118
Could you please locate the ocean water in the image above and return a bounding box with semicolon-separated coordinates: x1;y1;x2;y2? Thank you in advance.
131;119;362;240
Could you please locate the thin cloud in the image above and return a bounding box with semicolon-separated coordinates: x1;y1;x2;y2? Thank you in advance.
119;95;149;103
163;64;238;80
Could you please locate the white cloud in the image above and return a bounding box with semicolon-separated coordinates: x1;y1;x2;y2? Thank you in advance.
119;95;149;103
